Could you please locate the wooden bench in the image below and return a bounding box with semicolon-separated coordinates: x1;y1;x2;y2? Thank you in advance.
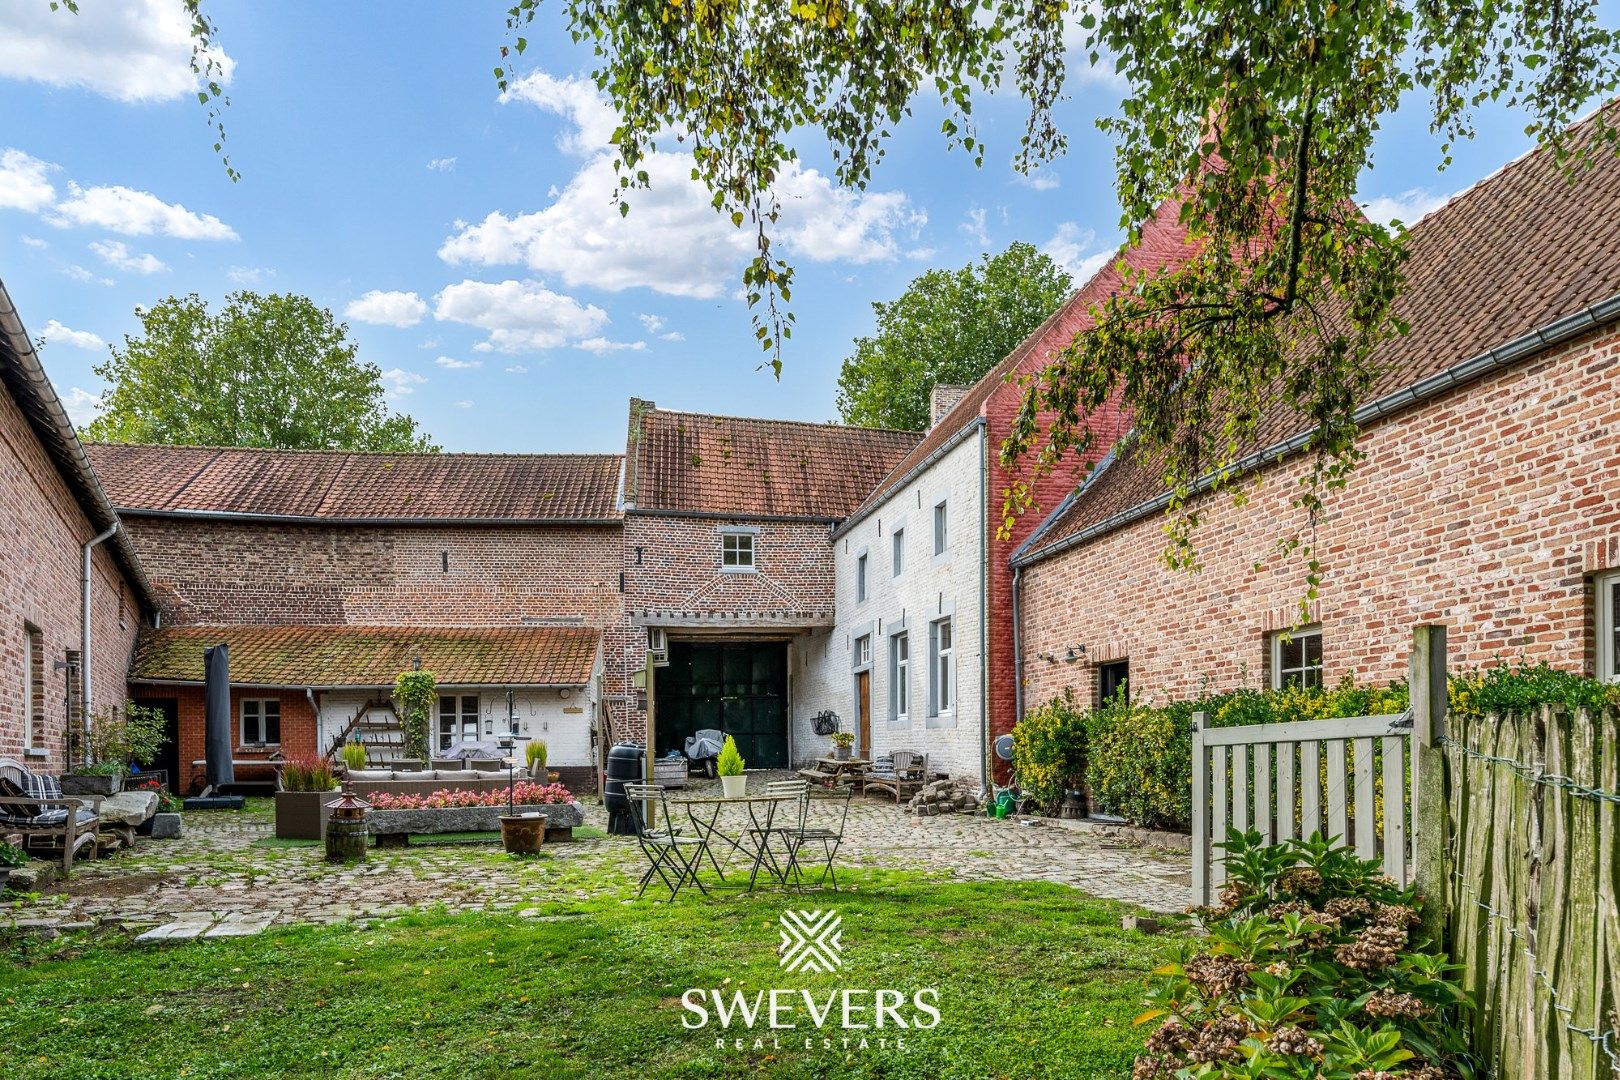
0;759;102;873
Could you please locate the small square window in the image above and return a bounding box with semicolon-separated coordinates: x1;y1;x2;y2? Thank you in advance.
721;531;755;571
933;500;948;556
240;699;282;746
1270;627;1323;690
891;528;905;577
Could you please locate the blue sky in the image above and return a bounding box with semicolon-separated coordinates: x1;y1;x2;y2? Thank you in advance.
0;0;1585;453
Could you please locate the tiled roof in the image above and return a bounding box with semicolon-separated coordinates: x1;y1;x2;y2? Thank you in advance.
1017;105;1620;564
130;624;601;687
838;197;1196;530
624;400;922;518
84;444;624;522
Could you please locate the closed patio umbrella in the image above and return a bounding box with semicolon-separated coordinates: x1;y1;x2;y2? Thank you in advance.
203;643;234;792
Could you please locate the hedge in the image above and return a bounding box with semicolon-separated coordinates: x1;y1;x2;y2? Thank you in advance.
1017;662;1620;831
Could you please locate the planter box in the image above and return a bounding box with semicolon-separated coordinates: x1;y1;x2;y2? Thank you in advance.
368;801;585;845
61;774;123;796
653;758;687;788
275;789;339;840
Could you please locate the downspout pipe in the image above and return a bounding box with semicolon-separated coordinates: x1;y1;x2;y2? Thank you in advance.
1011;564;1025;734
977;424;990;794
80;521;119;765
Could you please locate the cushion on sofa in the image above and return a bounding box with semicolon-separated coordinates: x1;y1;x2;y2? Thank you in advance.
347;769;393;781
432;769;482;781
391;770;436;782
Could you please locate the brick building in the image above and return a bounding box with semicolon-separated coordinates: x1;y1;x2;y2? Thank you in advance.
1013;114;1620;711
85;443;624;789
815;199;1198;782
0;278;153;772
615;400;920;770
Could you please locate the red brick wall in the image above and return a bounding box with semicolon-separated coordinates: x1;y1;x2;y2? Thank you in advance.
119;518;623;629
609;514;834;743
0;384;141;771
171;685;317;793
1019;324;1620;711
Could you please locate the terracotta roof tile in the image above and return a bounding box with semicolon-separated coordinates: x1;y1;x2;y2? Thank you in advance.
1019;106;1620;561
626;402;921;518
84;444;623;522
130;624;600;687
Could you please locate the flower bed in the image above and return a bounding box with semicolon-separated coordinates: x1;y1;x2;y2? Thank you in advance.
368;781;572;810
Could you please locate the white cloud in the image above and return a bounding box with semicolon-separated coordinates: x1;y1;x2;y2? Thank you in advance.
434;355;482;370
60;387;103;427
51;182;237;240
961;207;990;245
0;0;235;103
455;400;474;409
1361;187;1455;227
574;337;647;355
38;319;105;350
659;330;684;343
1041;221;1115;284
432;278;609;353
636;313;665;333
380;368;427;398
504;364;528;374
1016;169;1061;191
443;69;924;297
344;289;428;327
427;157;457;172
20;234;46;249
89;238;166;274
0;149;55;212
62;264;114;286
227;265;274;286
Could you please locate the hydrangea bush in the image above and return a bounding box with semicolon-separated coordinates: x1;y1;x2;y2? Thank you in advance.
368;781;573;810
1134;831;1475;1079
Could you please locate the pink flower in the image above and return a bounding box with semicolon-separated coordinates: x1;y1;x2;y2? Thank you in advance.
365;781;574;811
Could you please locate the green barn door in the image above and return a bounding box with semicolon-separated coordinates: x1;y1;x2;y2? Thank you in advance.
656;641;788;768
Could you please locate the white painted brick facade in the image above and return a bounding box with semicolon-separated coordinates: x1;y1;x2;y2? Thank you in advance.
798;425;987;781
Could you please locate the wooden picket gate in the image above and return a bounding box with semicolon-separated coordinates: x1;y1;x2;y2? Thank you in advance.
1190;709;1415;907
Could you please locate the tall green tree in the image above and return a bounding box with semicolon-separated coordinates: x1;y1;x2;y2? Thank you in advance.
85;292;438;452
836;243;1071;431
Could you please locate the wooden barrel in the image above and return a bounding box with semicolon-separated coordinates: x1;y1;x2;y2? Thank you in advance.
324;815;369;862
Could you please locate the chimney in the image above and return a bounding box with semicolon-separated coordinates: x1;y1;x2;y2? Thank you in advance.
929;384;971;428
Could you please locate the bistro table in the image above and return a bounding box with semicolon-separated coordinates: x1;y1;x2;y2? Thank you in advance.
669;792;803;891
798;756;869;791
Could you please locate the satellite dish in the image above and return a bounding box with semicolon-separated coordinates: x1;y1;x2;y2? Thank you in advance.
994;734;1015;762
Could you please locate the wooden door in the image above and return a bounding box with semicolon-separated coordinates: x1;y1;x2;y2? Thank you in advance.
855;671;872;756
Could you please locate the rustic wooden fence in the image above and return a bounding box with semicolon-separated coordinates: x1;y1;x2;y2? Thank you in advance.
1190;710;1414;906
1194;624;1620;1077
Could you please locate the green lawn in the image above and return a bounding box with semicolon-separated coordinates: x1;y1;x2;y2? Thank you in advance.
0;873;1171;1080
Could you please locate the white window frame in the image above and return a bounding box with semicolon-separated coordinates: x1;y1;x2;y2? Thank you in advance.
1270;626;1324;690
927;616;955;726
1599;570;1620;684
720;529;756;573
932;499;949;558
240;698;282;747
891;527;905;578
438;693;481;750
889;630;910;724
856;551;869;602
854;634;872;668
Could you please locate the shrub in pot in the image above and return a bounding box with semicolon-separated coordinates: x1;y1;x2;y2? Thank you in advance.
62;701;165;795
340;741;369;772
830;731;855;760
717;735;747;798
526;739;548;780
274;754;339;840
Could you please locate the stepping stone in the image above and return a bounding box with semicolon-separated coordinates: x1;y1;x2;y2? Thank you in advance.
204;912;277;938
136;915;216;943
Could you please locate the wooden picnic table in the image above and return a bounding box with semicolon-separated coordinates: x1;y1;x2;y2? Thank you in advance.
668;792;802;891
798;756;868;790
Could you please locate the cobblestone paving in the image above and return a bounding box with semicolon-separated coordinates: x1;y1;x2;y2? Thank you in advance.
3;781;1191;934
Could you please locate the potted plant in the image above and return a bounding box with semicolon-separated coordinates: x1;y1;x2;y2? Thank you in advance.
273;754;339;840
499;811;548;855
525;739;548;780
63;701;165;795
830;731;855;761
340;741;369;772
717;735;747;798
0;841;26;892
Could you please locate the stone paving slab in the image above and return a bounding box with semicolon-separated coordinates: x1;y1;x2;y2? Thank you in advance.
6;781;1193;935
204;911;278;938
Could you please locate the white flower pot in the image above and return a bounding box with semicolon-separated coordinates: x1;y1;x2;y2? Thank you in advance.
720;774;747;799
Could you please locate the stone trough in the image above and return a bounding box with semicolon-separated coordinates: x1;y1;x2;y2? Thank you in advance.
367;801;585;847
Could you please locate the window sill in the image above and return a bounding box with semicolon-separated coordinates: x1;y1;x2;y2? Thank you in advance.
720;566;758;575
237;745;281;752
23;748;48;759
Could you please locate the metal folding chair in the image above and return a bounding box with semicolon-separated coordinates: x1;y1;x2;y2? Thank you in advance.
745;779;808;885
785;783;855;890
624;782;709;901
